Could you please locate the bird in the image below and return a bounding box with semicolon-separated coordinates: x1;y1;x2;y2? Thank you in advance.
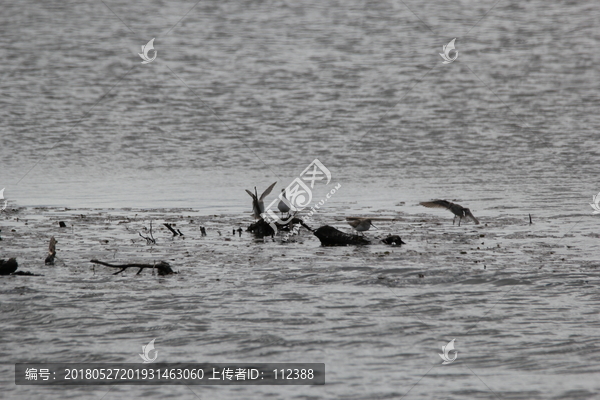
420;200;479;226
346;217;376;235
277;189;291;218
45;236;57;265
245;182;277;219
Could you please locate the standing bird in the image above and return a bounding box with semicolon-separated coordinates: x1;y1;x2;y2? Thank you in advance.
45;236;57;265
346;217;376;235
277;189;291;218
420;200;479;226
245;182;277;219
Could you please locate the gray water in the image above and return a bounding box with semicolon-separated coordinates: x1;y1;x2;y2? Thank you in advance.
1;0;600;399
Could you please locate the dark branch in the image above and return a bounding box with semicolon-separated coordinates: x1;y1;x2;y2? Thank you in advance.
90;259;176;275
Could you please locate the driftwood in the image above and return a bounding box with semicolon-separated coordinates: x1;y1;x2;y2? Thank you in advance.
381;235;406;246
247;219;275;238
139;221;156;244
45;236;57;265
248;217;406;247
299;220;406;247
247;217;305;238
311;225;371;246
0;258;41;276
297;220;370;246
0;258;19;275
90;259;176;276
164;223;183;237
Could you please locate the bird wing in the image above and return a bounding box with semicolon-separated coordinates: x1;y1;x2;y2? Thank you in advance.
259;181;277;201
245;189;257;200
420;200;453;209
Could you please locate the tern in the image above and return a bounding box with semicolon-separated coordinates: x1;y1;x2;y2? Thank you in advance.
245;182;277;219
277;189;291;218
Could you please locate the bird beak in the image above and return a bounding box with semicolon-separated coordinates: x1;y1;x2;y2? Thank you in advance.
370;222;377;230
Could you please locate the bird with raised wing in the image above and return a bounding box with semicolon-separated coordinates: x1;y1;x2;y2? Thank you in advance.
245;182;277;219
420;200;479;226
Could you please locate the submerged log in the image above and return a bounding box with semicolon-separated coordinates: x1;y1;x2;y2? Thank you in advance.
90;259;176;276
381;235;406;246
311;225;371;246
0;258;41;276
296;220;370;246
247;218;275;238
299;220;406;246
0;258;19;275
249;217;402;247
164;223;183;237
247;217;306;238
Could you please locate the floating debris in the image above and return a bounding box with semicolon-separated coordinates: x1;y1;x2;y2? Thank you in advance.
164;223;183;237
139;221;156;244
90;259;176;276
381;235;406;246
299;221;370;246
0;258;41;276
247;219;275;238
0;258;18;275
